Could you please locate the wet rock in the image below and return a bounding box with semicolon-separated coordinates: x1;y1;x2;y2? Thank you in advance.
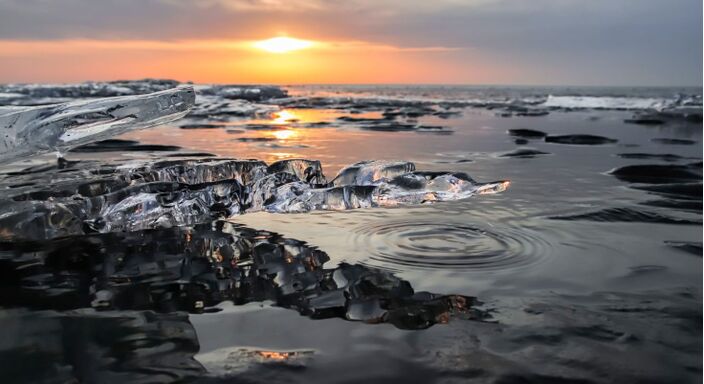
303;121;329;128
235;137;277;142
416;125;453;134
515;110;549;117
624;118;665;125
508;129;548;138
243;123;287;131
337;116;391;123
433;110;462;119
360;123;417;132
545;134;617;145
609;164;701;184
616;153;695;162
179;123;227;129
651;138;697;145
500;149;551;158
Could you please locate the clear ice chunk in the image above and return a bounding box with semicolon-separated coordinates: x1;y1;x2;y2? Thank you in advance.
330;160;415;186
0;158;509;239
0;86;196;164
262;160;510;213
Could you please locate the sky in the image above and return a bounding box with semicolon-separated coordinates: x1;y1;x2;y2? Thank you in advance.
0;0;701;85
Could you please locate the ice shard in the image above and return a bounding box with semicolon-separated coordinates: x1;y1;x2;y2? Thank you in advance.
262;160;510;212
0;86;196;164
0;158;509;240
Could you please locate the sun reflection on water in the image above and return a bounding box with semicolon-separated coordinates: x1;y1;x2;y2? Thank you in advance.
272;110;299;125
272;129;296;140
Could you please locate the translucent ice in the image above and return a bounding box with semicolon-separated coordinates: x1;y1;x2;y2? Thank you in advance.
0;86;196;164
262;160;510;213
0;158;509;240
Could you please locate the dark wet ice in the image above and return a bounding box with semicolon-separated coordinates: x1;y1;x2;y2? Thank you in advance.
0;81;701;383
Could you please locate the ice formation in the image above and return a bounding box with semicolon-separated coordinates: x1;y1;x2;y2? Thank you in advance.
0;158;509;240
0;86;196;164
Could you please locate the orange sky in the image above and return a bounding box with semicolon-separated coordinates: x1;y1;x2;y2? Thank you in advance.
0;0;700;86
0;38;511;84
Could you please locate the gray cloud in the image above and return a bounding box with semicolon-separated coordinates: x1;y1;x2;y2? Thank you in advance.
0;0;700;85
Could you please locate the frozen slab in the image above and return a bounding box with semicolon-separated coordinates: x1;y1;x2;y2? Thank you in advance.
0;159;509;240
0;86;196;164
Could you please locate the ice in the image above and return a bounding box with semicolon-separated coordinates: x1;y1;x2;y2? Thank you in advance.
0;86;196;164
0;158;509;240
541;95;669;110
330;160;415;186
187;94;278;119
262;160;510;213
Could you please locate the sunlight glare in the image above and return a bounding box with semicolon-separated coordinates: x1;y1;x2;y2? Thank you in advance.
272;130;296;140
253;37;314;53
272;110;298;124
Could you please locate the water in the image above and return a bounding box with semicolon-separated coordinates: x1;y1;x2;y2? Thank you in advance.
0;82;701;383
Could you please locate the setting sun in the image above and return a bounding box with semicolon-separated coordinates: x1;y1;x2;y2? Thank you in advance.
253;37;314;54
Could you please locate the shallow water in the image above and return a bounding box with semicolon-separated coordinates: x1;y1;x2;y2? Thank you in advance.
0;83;701;383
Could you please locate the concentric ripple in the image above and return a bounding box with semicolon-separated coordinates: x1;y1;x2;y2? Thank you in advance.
351;220;552;272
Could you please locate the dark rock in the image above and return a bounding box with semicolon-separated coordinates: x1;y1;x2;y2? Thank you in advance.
179;123;227;129
651;138;697;145
508;129;548;138
360;124;417;132
500;149;551;158
515;110;549;117
616;153;695;162
624;118;665;125
610;164;701;184
545;134;617;145
235;137;277;142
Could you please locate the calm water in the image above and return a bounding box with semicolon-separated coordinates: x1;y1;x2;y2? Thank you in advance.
0;84;701;383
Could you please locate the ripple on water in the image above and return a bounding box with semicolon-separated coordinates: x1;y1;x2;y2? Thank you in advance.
350;219;553;272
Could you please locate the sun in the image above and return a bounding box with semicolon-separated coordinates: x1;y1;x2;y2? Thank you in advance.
253;37;314;53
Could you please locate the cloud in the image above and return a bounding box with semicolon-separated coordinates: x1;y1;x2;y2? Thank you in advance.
0;38;463;56
0;0;700;85
157;0;326;12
